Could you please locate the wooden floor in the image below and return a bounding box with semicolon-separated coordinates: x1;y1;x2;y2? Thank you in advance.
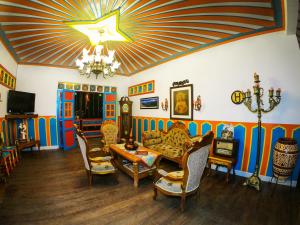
0;147;299;225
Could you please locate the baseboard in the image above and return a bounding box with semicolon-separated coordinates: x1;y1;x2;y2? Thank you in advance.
22;145;59;151
210;164;297;187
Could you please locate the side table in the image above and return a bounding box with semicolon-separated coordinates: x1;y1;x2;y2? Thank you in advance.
207;138;239;183
207;156;236;183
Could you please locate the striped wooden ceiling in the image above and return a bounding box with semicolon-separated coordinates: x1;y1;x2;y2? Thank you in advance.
0;0;283;76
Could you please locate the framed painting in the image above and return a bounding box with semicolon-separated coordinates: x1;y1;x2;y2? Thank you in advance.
0;64;16;90
140;97;159;109
170;84;193;120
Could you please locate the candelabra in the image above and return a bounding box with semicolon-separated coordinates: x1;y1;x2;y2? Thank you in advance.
243;73;281;191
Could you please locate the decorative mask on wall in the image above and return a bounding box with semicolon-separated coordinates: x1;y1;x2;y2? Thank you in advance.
161;98;168;111
194;95;202;111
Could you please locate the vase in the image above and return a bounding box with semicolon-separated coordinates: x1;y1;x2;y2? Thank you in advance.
272;138;299;180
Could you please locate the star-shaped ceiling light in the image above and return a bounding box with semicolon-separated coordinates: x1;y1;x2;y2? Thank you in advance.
65;10;131;45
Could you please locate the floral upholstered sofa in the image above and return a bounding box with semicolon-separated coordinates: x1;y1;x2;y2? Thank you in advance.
142;121;202;165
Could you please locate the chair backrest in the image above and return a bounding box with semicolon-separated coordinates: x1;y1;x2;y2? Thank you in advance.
0;132;3;147
74;127;90;171
182;131;214;192
101;120;119;145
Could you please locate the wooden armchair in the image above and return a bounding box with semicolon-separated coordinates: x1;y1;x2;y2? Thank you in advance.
100;120;123;152
0;132;17;177
75;127;118;185
153;131;214;211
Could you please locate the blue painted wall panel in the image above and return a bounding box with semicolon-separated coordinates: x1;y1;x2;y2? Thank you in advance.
216;124;225;138
248;127;265;173
144;119;148;131
292;128;300;180
202;123;212;136
158;120;164;131
189;122;197;137
167;121;173;129
234;125;246;171
28;118;35;140
138;119;142;142
132;119;136;141
151;120;156;131
38;118;47;146
50;118;58;146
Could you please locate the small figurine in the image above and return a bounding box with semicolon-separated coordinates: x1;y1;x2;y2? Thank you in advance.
19;123;27;141
125;138;139;151
161;98;168;111
221;124;234;140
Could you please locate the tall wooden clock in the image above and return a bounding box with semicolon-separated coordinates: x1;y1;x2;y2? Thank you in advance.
119;96;133;139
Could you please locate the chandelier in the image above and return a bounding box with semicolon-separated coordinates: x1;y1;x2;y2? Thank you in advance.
76;45;121;79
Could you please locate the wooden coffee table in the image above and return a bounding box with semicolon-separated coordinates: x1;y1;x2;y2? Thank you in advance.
110;144;161;188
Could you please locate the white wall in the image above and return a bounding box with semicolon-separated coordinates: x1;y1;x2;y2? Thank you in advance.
285;0;299;35
129;31;300;125
16;65;130;116
0;40;18;117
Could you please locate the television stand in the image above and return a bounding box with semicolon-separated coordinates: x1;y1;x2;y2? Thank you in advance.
5;114;38;119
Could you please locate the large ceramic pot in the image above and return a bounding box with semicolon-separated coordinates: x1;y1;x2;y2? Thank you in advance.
272;138;299;180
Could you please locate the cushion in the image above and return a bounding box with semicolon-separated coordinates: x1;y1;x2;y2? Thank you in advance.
143;137;162;146
1;151;10;158
148;144;182;158
89;156;112;162
143;131;161;139
155;177;183;194
166;171;184;180
161;129;190;147
91;162;116;174
89;147;102;152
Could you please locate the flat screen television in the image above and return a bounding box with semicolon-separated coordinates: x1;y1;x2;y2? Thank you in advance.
7;90;35;114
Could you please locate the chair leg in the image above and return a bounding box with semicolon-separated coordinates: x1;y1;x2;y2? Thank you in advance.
3;160;10;176
153;185;157;200
196;189;201;202
180;195;186;212
10;153;16;167
14;149;19;163
90;174;94;185
114;172;118;182
86;171;92;186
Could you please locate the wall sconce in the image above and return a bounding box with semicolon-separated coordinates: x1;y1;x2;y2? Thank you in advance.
194;95;201;111
161;98;168;111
